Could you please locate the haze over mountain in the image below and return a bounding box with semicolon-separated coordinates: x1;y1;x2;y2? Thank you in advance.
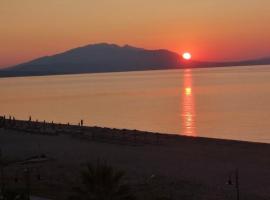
1;43;270;77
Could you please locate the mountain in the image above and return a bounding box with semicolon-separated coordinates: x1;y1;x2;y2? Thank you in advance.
183;57;270;68
1;43;270;77
3;43;180;76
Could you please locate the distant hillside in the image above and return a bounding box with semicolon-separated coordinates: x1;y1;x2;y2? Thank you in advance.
3;43;180;76
184;57;270;68
1;43;270;77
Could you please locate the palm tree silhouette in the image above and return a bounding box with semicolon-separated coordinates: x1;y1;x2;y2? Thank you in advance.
69;161;135;200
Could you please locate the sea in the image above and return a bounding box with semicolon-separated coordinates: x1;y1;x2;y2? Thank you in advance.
1;65;270;143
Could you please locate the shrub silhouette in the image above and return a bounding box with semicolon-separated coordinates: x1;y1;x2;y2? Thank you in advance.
69;161;135;200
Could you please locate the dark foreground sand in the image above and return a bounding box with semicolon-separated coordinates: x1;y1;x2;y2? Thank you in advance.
1;126;270;200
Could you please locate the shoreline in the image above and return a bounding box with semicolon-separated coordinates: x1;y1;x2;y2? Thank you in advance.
1;64;270;79
1;115;269;146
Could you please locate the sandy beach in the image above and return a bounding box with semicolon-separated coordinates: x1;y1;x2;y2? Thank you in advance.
1;119;270;199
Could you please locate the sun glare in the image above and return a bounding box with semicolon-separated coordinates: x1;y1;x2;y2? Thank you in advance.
185;87;192;96
182;52;192;60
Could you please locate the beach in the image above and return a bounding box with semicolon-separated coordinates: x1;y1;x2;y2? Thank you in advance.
1;118;270;199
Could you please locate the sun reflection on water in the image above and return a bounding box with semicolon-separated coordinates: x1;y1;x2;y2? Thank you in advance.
182;69;196;136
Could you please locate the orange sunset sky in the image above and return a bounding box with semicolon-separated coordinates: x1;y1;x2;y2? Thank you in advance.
1;0;270;68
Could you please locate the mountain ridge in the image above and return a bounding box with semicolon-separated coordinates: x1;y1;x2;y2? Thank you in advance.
1;43;270;77
8;43;180;74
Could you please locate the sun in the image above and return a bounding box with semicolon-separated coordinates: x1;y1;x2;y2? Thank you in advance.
182;52;192;60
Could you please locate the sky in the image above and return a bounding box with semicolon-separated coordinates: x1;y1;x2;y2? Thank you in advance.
1;0;270;68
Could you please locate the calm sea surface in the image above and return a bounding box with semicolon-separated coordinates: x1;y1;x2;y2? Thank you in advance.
1;65;270;143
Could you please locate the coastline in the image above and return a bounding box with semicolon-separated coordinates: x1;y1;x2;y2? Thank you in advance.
1;63;270;79
1;115;269;146
1;117;270;199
